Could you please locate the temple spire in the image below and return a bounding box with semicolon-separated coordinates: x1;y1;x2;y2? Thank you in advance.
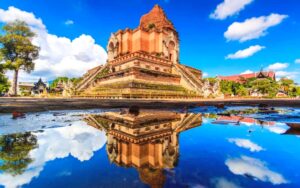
139;4;175;31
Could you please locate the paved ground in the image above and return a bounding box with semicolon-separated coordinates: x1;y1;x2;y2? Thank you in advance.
1;97;300;113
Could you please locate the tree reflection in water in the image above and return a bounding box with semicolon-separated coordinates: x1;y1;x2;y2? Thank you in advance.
85;109;203;188
0;132;37;176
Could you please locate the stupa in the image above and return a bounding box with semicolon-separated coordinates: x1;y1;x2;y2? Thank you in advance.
76;5;207;98
84;109;202;187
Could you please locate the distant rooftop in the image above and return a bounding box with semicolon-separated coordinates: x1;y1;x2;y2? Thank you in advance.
218;71;276;83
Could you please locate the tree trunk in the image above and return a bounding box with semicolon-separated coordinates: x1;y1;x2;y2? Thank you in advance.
12;69;19;96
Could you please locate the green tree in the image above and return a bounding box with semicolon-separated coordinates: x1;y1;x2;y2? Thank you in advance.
0;63;10;94
244;77;257;88
279;78;294;92
220;80;234;96
204;77;217;85
236;85;248;96
0;20;40;96
288;86;300;97
0;73;10;94
50;77;69;89
250;78;279;98
0;63;4;73
296;87;300;96
50;77;82;89
70;77;82;86
0;132;38;175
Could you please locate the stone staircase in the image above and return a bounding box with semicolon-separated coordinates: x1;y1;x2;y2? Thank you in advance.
76;65;107;92
84;115;109;132
174;64;203;95
175;113;202;133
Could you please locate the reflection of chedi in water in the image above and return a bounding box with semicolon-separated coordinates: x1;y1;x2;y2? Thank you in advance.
85;109;202;188
0;120;106;188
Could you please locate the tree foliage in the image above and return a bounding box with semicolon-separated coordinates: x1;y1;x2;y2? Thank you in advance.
0;20;40;95
249;78;279;97
50;77;82;89
220;80;248;97
278;78;297;96
0;132;38;176
50;77;69;89
0;73;10;94
218;77;299;98
0;63;10;94
220;80;234;96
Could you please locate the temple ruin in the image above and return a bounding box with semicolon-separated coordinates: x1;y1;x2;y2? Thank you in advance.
84;109;202;187
76;5;218;99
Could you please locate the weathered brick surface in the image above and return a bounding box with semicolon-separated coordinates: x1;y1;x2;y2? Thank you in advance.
139;4;175;31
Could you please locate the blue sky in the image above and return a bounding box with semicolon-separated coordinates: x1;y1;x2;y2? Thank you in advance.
0;0;299;82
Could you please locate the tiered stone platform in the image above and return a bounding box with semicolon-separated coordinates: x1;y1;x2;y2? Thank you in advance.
76;5;204;99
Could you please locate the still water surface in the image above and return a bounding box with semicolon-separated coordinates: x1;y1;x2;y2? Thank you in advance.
0;106;300;188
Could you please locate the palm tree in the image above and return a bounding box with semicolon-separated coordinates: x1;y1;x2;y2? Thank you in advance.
0;20;39;96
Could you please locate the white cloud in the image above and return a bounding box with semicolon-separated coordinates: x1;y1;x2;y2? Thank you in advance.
228;138;264;152
0;6;45;30
226;45;265;59
225;156;288;185
0;121;106;188
265;126;288;134
212;177;241;188
224;14;288;42
32;34;107;80
274;71;299;80
267;62;289;70
210;0;254;20
295;59;300;64
65;19;74;25
203;72;209;77
241;70;253;75
265;63;299;80
0;6;107;82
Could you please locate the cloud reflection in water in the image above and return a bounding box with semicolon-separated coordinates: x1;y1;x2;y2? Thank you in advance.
225;155;288;185
0;121;106;188
228;138;264;152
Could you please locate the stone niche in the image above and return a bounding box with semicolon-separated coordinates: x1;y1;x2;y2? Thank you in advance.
106;5;179;67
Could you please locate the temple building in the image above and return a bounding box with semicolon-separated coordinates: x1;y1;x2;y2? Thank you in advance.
76;5;218;99
218;70;276;84
52;80;64;93
84;109;202;187
213;115;275;126
31;78;49;95
17;78;49;96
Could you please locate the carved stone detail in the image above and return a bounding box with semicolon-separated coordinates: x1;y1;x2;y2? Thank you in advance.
107;34;119;61
163;32;178;64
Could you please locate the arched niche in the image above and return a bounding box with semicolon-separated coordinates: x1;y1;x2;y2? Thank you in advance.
168;41;176;62
107;34;119;61
163;32;179;64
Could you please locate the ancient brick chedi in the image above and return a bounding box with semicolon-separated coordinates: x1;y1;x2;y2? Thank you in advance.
76;5;218;98
84;109;202;187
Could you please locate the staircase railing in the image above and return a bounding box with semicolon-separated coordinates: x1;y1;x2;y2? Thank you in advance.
174;64;203;94
175;114;202;133
76;65;106;91
84;115;108;132
178;64;203;87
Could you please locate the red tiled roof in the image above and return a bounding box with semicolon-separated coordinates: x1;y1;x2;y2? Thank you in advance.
218;116;242;122
217;116;256;124
218;71;275;83
217;115;275;126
